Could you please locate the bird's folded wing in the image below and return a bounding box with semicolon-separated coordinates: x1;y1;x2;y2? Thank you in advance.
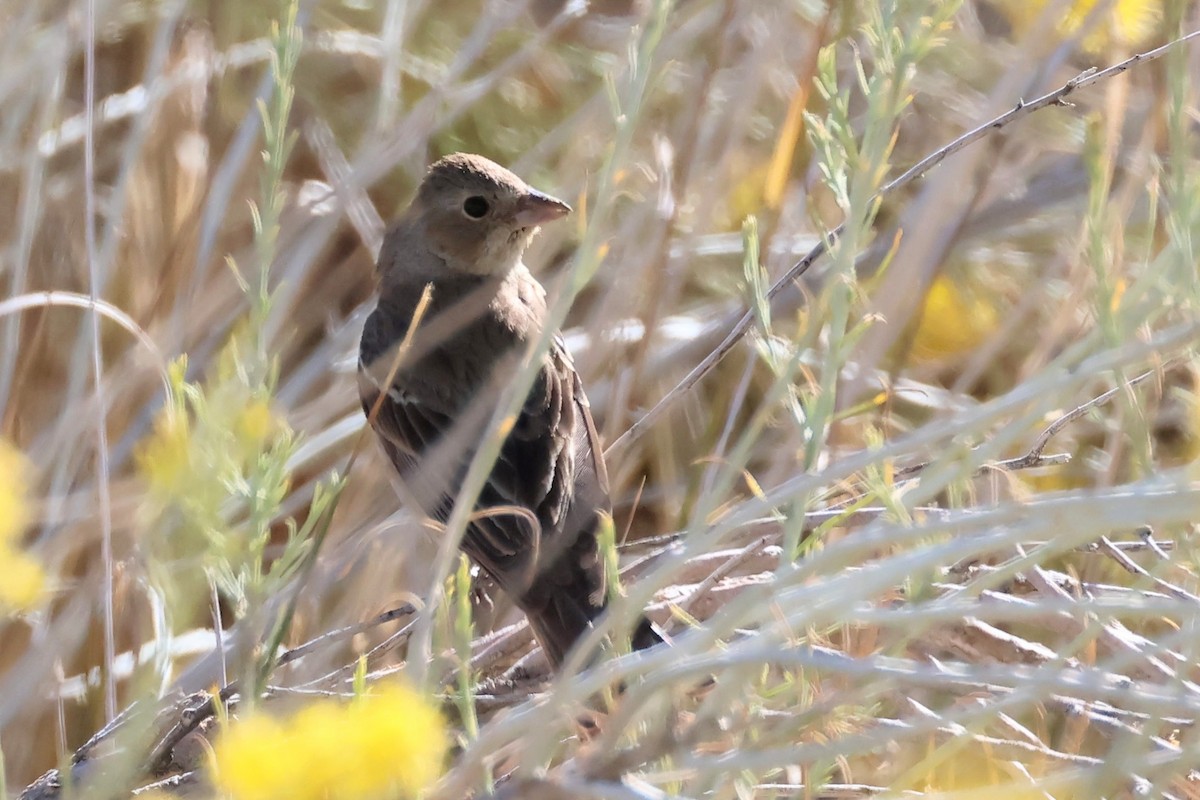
358;335;594;590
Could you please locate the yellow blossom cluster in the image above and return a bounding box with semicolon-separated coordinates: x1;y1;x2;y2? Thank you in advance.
133;349;292;595
212;683;449;800
136;355;287;507
0;437;46;612
910;275;1000;363
138;406;196;501
993;0;1161;54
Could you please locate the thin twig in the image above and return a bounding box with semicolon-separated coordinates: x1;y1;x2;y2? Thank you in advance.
275;603;417;670
294;614;420;690
1137;526;1174;561
1003;361;1176;469
82;0;117;723
896;360;1175;479
1097;536;1200;605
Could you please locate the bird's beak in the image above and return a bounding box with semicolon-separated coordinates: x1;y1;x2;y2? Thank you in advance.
514;189;571;227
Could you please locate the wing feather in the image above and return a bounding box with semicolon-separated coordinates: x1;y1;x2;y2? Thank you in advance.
359;306;604;593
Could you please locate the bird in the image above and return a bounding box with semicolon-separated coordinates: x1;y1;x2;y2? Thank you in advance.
358;153;660;668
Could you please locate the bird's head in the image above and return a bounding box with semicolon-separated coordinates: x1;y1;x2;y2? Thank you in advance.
410;153;571;277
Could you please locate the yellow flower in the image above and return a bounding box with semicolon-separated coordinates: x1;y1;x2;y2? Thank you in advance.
287;702;352;794
994;0;1161;53
212;714;311;800
237;398;276;448
338;685;449;799
0;546;47;612
211;683;447;800
0;437;32;544
234;396;287;467
910;276;1000;362
136;409;194;499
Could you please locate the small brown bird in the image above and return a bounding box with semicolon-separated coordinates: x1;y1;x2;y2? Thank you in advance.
359;153;659;668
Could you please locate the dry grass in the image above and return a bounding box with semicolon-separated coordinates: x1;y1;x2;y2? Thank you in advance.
3;0;1200;797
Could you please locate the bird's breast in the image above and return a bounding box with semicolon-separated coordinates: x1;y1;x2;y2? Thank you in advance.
367;267;546;410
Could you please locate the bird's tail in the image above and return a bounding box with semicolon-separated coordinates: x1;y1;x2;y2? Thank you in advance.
630;614;664;652
527;594;663;669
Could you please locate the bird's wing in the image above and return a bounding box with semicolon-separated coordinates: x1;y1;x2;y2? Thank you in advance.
489;335;611;610
479;337;583;584
360;351;530;568
566;334;611;505
358;306;582;579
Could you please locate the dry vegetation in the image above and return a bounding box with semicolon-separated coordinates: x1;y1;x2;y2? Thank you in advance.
2;0;1200;797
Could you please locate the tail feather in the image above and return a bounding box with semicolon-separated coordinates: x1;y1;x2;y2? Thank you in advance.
630;615;664;652
526;593;663;668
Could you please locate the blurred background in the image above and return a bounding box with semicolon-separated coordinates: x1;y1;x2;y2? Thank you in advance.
2;0;1200;797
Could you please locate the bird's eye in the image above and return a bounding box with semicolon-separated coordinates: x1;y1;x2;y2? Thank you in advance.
463;196;490;219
